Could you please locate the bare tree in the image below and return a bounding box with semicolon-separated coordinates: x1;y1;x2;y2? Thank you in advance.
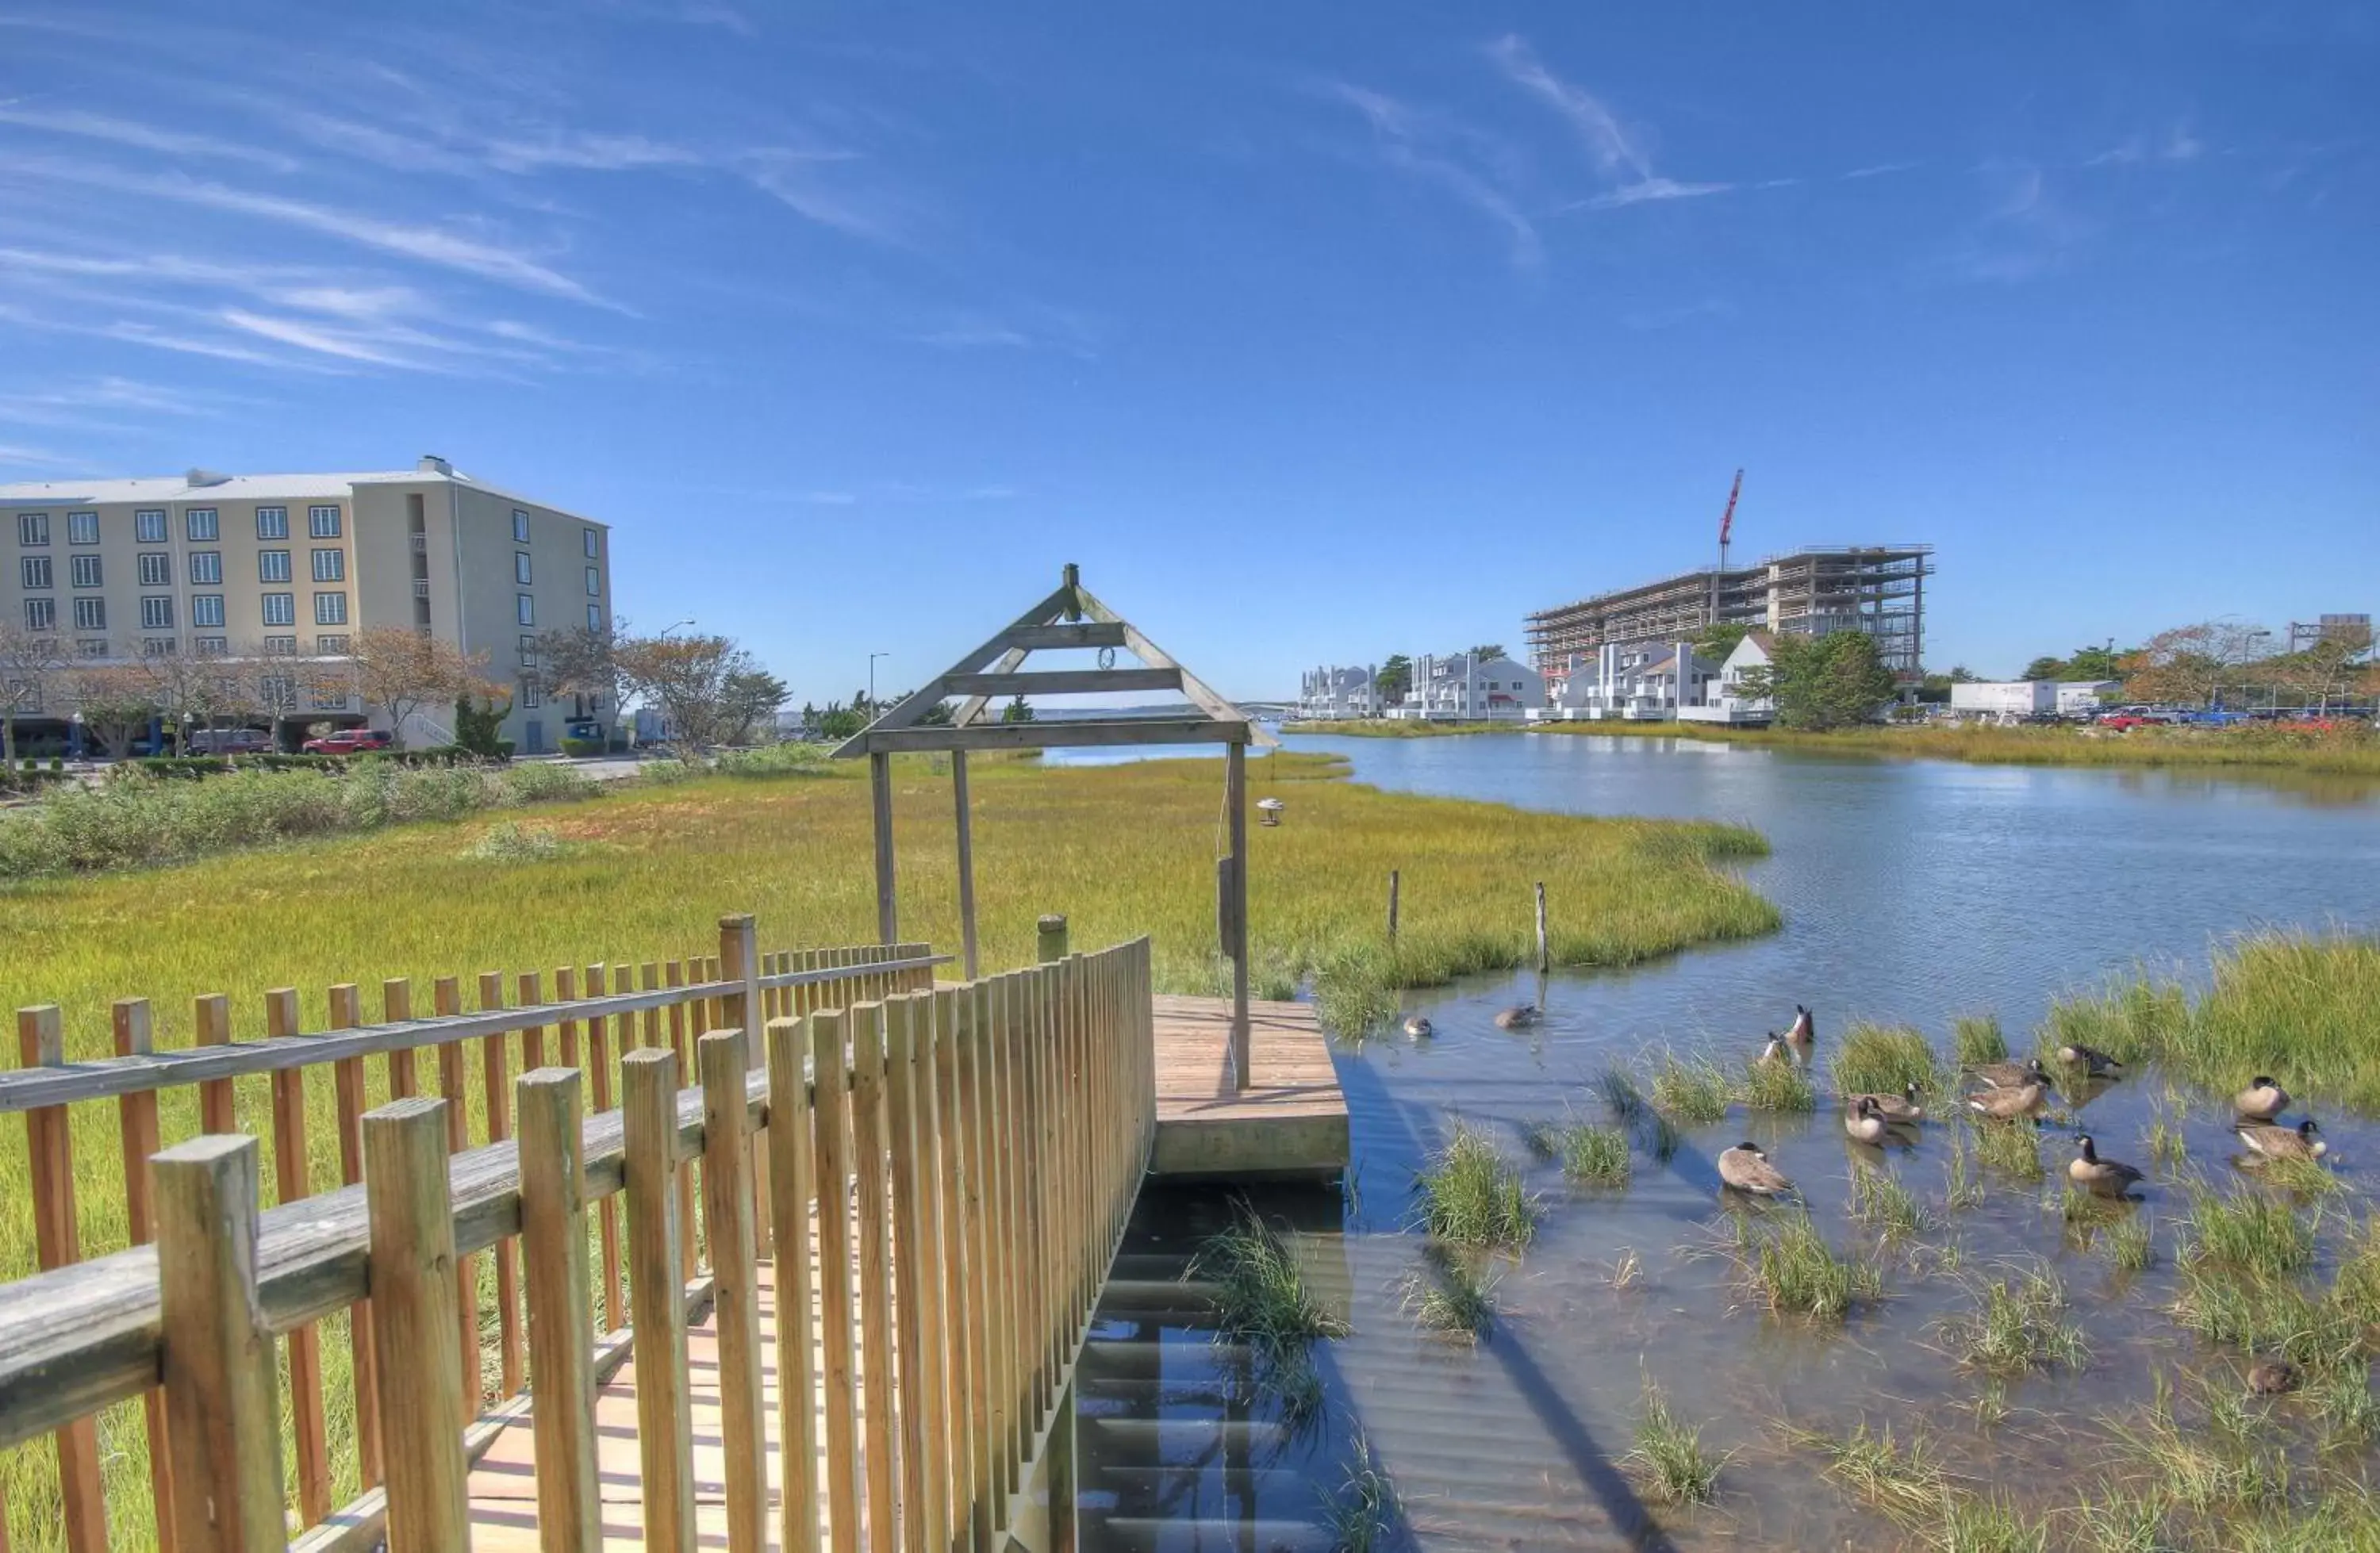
0;621;64;764
350;625;493;748
131;641;267;750
62;658;157;759
2119;621;2271;707
534;616;631;734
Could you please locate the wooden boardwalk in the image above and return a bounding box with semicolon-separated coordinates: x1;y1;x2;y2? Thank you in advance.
1150;995;1346;1180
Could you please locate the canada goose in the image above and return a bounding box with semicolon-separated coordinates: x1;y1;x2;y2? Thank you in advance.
1969;1056;2050;1091
1844;1097;1891;1145
1493;1006;1541;1031
1967;1080;2047;1121
1786;1005;1815;1055
2235;1077;2290;1122
1756;1033;1790;1066
2069;1135;2145;1197
1403;1015;1433;1038
1717;1141;1794;1196
2058;1043;2125;1078
2248;1359;2302;1396
1844;1082;1925;1124
2239;1118;2327;1162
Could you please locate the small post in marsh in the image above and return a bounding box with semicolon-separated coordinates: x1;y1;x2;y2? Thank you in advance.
361;1098;472;1552
1038;914;1069;964
1534;880;1549;973
1387;869;1400;942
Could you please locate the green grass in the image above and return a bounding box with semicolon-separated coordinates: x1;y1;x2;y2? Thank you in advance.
1192;1202;1351;1356
1319;1435;1403;1553
1649;1050;1731;1122
1525;1116;1630;1185
1954;1013;2009;1068
1971;1118;2044;1181
2103;1212;2157;1272
2117;931;2380;1112
2333;1216;2380;1329
1940;1263;2089;1375
1830;1021;1944;1099
1933;1494;2051;1553
1404;1246;1499;1340
1790;1419;1945;1527
1415;1125;1536;1248
1733;1212;1883;1320
0;749;1777;1551
2181;1188;2318;1278
1622;1375;1727;1506
1849;1168;1933;1240
1738;1052;1818;1112
2171;1263;2363;1371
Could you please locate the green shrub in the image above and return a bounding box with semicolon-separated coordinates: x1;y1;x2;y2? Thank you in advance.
1415;1125;1535;1248
559;736;606;757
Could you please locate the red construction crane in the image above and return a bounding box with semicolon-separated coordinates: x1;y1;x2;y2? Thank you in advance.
1718;468;1743;553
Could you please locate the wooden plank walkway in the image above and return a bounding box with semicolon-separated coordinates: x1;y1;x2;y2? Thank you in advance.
1150;995;1346;1180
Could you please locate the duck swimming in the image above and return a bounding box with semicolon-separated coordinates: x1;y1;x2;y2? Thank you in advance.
1967;1080;2048;1121
1717;1141;1795;1196
2069;1135;2145;1197
1493;1006;1541;1031
2058;1043;2124;1078
1756;1033;1791;1066
2239;1118;2326;1162
1785;1004;1815;1056
2235;1077;2290;1122
1969;1056;2051;1091
1844;1096;1891;1145
1403;1014;1433;1038
1842;1082;1925;1124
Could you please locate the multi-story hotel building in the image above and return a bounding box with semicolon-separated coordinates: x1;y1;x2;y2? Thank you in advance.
0;456;612;753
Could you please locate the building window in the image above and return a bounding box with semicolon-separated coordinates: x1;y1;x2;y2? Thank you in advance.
72;597;106;631
314;592;347;626
263;592;295;627
191;595;225;628
582;527;599;558
189;550;223;585
259;550;291;583
517;592;535;627
255;506;289;540
137;553;171;586
23;599;55;631
585;566;601;597
140;596;175;631
134;509;167;543
20;556;51;590
185;508;219;542
316;634;350;656
522;681;543;710
514;551;532;585
512;509;531;543
311;548;345;583
143;636;175;657
17;512;48;546
518;635;539;666
195;636;228;657
263;635;298;655
310;679;348;710
412;578;430;598
308;505;343;539
260;675;296;711
587;604;602;631
76;638;108;658
67;512;98;545
70;554;102;589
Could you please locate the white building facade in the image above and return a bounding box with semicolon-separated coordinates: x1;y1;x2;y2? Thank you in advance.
1536;638;1718;721
1388;651;1543;721
1297;664;1380;720
1678;631;1779;724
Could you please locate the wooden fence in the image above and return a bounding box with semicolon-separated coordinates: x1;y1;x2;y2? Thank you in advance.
0;927;1155;1552
0;918;951;1551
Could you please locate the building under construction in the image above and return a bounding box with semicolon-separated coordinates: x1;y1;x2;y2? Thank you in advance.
1526;545;1937;681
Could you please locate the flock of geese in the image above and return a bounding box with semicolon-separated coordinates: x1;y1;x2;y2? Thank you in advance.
1715;1006;2329;1199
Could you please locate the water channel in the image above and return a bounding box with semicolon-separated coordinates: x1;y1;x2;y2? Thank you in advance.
1076;734;2380;1550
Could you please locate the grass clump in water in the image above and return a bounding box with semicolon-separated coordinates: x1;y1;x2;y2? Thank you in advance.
2331;1215;2380;1329
1734;1212;1883;1320
2171;1264;2359;1371
1622;1375;1727;1506
1403;1245;1498;1340
1415;1125;1535;1248
1597;1066;1646;1122
1954;1013;2009;1068
1192;1202;1350;1356
1649;1050;1730;1122
1738;1052;1817;1112
1319;1434;1403;1553
1789;1419;1945;1527
1526;1116;1630;1186
1970;1118;2044;1181
1849;1169;1933;1241
1940;1263;2088;1375
1830;1022;1943;1099
2102;1212;2155;1272
1934;1494;2051;1553
2181;1188;2317;1279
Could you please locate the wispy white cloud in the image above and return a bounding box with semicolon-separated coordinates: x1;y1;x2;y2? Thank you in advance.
0;104;299;171
1326;82;1542;269
1560;176;1735;213
1940;162;2094;284
1483;35;1651;182
1842;161;1921;180
741;148;917;244
217;309;428;368
2086;125;2205;168
486;132;704;174
0;442;72;469
0;376;217;432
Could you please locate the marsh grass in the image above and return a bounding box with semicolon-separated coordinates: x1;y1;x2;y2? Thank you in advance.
1955;1013;2010;1068
1622;1375;1728;1506
1849;1169;1933;1241
2310;1359;2380;1448
2182;1189;2318;1278
1649;1050;1731;1122
2147;1117;2188;1169
2103;1212;2156;1272
1596;1067;1645;1122
1526;1116;1630;1186
2058;1490;2178;1553
1788;1419;1945;1526
2332;1216;2380;1329
1403;1248;1499;1340
2107;1374;2294;1515
2171;1263;2360;1371
1933;1494;2051;1553
1319;1434;1403;1553
459;819;575;862
1831;1022;1944;1099
1192;1203;1351;1356
1941;1263;2089;1375
1415;1125;1535;1248
1733;1212;1883;1320
1971;1118;2044;1181
1738;1053;1817;1112
1943;1127;1986;1210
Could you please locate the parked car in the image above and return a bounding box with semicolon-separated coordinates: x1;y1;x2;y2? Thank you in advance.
186;728;274;755
301;727;393;755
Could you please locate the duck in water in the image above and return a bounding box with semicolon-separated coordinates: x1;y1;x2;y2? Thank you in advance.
1718;1141;1795;1196
1968;1056;2050;1091
1967;1079;2048;1121
1756;1033;1791;1066
2234;1076;2290;1122
1841;1082;1925;1124
1403;1014;1433;1038
2238;1118;2325;1162
2057;1042;2124;1078
2069;1136;2145;1197
1494;1006;1541;1031
1785;1004;1815;1060
1844;1096;1891;1146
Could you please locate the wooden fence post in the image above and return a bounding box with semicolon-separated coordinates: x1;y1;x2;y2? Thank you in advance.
326;982;382;1493
516;1068;604;1551
111;999;177;1553
193;995;236;1135
698;1030;768;1553
954;750;981;979
871;751;898;944
1037;915;1068;964
1535;880;1549;972
810;1007;863;1553
478;971;524;1403
362;1098;471;1553
432;976;480;1423
850;1002;900;1548
1388;869;1399;941
764;1014;822;1553
17;1005;107;1552
720;915;773;1262
621;1047;697;1553
152;1135;286;1553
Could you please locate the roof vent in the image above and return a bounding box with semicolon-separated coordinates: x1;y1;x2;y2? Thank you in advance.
417;454;453;475
185;468;232;488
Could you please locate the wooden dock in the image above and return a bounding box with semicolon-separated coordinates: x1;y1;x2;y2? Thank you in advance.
1150;995;1347;1180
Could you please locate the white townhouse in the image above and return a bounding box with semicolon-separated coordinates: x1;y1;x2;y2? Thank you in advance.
1679;631;1779;725
1298;664;1380;720
1388;650;1543;722
1536;638;1720;722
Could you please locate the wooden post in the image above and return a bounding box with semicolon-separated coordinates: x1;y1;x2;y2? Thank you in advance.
361;1099;471;1553
1036;914;1068;963
1535;880;1549;973
432;976;480;1423
112;999;177;1553
954;750;981;979
720;915;772;1262
1049;1372;1079;1553
598;967;629;1329
850;1003;900;1548
152;1136;286;1553
870;750;898;945
621;1048;697;1552
193;993;235;1135
326;983;382;1493
383;980;417;1099
263;987;330;1528
17;1005;107;1552
516;1069;603;1552
1388;869;1399;941
698;1031;769;1553
1225;739;1251;1091
811;1007;862;1553
478;972;524;1403
764;1015;821;1553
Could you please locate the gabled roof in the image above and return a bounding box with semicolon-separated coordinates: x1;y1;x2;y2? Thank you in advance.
834;565;1277;756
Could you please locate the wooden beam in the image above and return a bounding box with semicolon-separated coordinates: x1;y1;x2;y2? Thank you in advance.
942;667;1181;698
1071;582;1278;748
993;623;1127;652
954;752;980;980
832;581;1076;753
869;752;897;945
855;717;1252;755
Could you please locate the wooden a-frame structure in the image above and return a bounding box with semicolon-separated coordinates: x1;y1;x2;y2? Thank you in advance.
835;565;1277;1089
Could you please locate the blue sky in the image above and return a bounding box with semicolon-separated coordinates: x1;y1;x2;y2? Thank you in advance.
1;3;2371;700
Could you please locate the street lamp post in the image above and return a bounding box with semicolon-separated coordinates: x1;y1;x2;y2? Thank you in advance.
869;652;889;709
